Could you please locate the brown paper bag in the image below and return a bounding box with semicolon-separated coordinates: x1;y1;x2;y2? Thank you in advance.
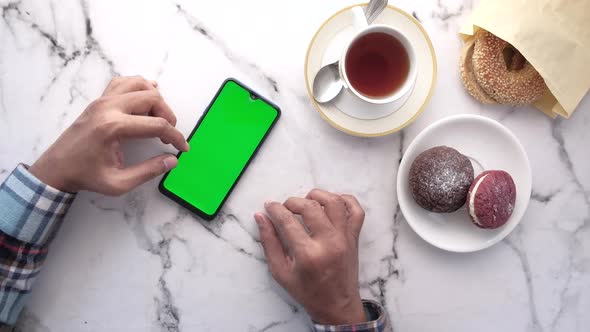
460;0;590;118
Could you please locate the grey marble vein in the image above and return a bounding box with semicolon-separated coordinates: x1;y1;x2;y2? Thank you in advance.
1;0;118;105
364;207;403;307
68;83;90;105
397;130;406;164
432;1;463;21
2;2;79;99
173;3;280;95
0;1;22;53
150;209;192;331
197;214;305;321
30;137;41;156
136;204;186;330
551;120;590;215
390;207;402;275
412;11;421;23
391;130;405;272
368;277;388;308
79;0;117;76
1;1;21;43
430;0;467;30
88;198;120;213
254;320;289;332
89;193;270;324
531;190;560;204
361;133;405;310
504;237;542;332
119;190;153;251
1;1;21;24
489;106;519;123
550;121;590;332
1;1;21;13
155;277;181;332
156;51;170;80
89;193;189;331
199;212;266;263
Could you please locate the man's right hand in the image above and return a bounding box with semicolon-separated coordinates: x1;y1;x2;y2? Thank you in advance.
29;76;189;195
255;189;367;326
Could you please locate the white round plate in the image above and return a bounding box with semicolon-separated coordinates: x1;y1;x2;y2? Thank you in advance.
397;115;532;252
304;3;437;137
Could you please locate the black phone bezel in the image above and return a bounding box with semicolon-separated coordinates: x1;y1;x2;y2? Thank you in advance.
158;78;281;221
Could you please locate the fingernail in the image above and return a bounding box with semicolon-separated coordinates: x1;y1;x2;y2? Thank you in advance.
150;80;158;87
264;201;273;208
163;156;178;171
183;141;190;152
254;213;264;226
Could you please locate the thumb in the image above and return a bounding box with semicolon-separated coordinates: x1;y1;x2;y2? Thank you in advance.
116;154;178;192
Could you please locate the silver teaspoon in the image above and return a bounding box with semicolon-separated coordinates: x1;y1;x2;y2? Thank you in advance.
312;0;388;103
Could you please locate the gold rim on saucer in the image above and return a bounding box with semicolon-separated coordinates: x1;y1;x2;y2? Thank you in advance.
304;3;438;137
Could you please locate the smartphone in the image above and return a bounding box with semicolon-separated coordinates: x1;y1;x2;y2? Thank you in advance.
159;79;281;220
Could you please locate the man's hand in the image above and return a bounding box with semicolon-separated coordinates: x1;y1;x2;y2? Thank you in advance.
255;189;366;325
29;76;189;195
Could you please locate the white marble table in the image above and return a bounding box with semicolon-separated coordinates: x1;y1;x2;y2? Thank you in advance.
1;0;589;331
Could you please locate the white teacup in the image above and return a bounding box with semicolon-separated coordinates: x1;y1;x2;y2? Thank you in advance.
337;6;418;119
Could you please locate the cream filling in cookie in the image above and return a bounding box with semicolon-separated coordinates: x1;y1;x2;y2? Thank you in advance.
469;174;489;226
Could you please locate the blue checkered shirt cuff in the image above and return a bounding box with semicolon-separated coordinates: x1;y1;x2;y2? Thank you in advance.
0;164;75;246
312;300;392;332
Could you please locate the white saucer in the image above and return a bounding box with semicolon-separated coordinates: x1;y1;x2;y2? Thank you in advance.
397;115;532;252
305;3;437;137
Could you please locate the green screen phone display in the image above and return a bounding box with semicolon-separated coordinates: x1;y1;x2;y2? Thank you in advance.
159;80;280;219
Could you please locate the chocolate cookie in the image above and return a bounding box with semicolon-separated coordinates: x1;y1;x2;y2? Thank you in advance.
468;170;516;229
409;146;474;213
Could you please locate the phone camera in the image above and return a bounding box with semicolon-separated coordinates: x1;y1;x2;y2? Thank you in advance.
250;93;259;100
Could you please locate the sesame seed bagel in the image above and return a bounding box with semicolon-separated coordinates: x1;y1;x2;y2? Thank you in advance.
460;38;497;104
472;30;547;105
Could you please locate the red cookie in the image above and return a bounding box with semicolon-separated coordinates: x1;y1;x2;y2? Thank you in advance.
468;170;516;229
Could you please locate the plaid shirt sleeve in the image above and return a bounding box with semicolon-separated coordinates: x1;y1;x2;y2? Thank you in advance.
313;300;392;332
0;165;75;325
